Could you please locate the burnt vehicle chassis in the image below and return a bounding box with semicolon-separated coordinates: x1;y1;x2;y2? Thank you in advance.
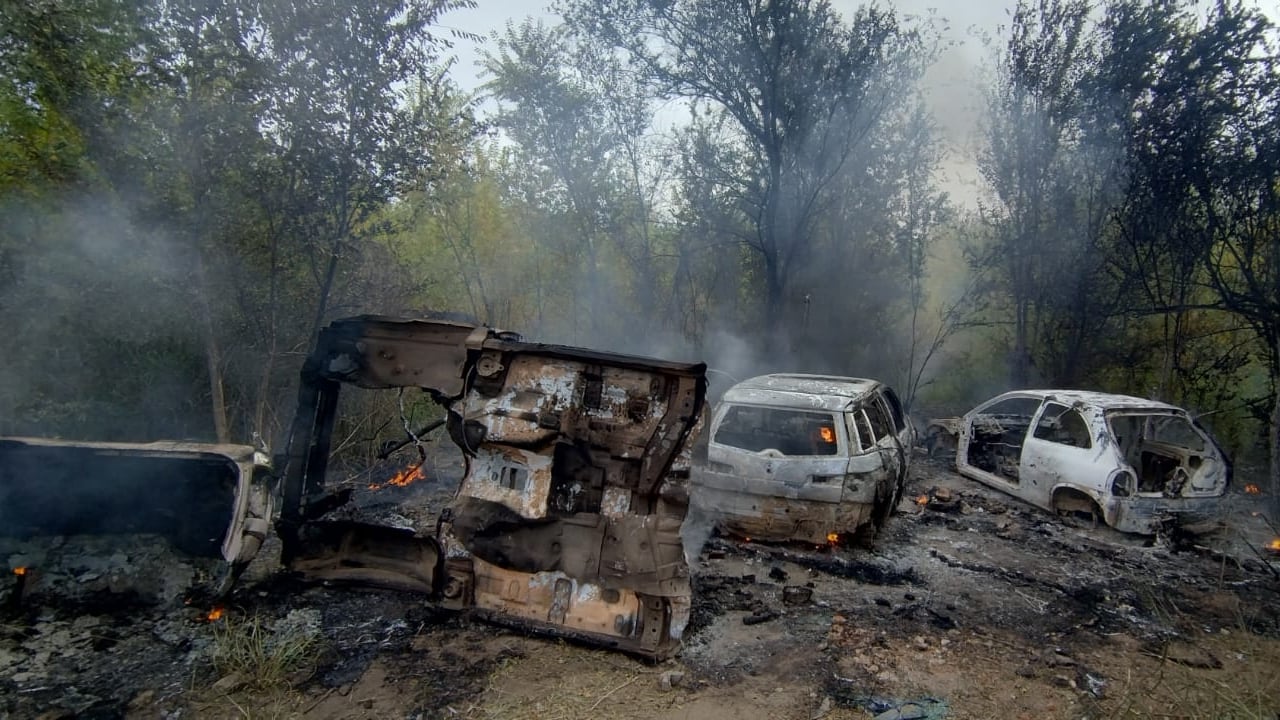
276;316;707;659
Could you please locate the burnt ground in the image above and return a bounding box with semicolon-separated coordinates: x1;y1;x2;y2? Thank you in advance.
3;443;1280;720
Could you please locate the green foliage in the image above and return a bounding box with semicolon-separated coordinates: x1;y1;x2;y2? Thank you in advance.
3;0;1280;498
0;0;478;445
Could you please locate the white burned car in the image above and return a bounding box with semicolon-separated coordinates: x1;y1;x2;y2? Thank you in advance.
691;374;914;545
929;390;1230;534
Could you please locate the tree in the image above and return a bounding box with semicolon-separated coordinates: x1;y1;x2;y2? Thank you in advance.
482;20;627;340
1156;2;1280;516
255;0;477;341
560;0;932;348
979;0;1097;387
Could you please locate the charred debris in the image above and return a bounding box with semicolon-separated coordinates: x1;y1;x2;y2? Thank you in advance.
3;314;708;660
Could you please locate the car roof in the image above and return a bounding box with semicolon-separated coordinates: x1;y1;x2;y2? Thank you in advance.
720;373;881;412
994;389;1184;412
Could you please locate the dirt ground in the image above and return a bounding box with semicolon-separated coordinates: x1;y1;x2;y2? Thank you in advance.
4;449;1280;720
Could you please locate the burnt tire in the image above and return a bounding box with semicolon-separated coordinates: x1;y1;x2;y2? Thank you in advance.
852;481;896;549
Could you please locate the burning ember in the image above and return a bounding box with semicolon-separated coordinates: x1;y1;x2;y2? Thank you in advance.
819;426;836;444
915;494;929;506
205;606;225;622
9;566;28;609
1244;483;1262;495
826;532;839;544
367;463;426;491
1268;538;1280;553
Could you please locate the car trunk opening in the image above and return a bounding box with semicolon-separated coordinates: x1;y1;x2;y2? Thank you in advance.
0;437;272;614
1106;412;1228;498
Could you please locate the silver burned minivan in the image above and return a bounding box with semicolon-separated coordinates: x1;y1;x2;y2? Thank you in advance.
691;374;915;545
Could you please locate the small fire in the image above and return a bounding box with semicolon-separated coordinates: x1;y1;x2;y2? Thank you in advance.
12;567;26;577
915;494;929;506
819;426;836;444
1244;483;1262;495
826;532;840;544
205;606;225;622
368;464;426;491
1268;538;1280;552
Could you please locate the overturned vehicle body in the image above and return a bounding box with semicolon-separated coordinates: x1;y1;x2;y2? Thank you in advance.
691;374;913;545
278;316;706;659
0;437;274;597
928;390;1230;534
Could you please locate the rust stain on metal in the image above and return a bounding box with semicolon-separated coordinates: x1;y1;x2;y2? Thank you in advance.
276;315;706;659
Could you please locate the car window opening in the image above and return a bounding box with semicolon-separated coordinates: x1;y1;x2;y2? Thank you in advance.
854;409;875;451
713;405;841;456
1033;402;1092;449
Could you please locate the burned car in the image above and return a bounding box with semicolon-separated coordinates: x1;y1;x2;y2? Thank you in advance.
691;374;914;545
278;316;706;659
927;390;1230;534
0;437;275;598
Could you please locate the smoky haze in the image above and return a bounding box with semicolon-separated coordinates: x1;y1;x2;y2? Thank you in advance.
0;193;210;441
444;0;1026;420
8;0;1277;478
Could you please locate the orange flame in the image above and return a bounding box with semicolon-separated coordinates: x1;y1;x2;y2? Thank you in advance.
915;494;929;506
826;532;839;544
1268;538;1280;552
368;464;426;491
1245;483;1262;495
205;606;225;622
819;426;836;444
12;567;26;576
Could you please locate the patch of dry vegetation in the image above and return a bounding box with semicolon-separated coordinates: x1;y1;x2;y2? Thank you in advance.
210;614;324;690
1091;600;1280;720
470;643;674;720
182;613;328;720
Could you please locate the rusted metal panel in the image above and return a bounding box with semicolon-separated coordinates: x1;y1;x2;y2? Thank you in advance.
692;468;871;544
277;315;706;659
284;521;441;594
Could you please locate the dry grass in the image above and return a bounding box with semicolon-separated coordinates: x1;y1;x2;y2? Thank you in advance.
470;642;666;720
210;614;324;691
189;689;308;720
1096;607;1280;720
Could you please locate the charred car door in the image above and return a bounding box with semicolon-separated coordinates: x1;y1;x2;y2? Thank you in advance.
1018;401;1103;509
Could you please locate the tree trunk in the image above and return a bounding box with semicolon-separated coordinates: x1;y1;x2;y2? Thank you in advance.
764;253;788;353
1270;352;1280;523
310;243;341;344
194;253;231;444
1012;298;1030;387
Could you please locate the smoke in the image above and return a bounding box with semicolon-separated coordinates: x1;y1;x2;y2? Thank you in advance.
680;500;718;567
0;190;213;441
